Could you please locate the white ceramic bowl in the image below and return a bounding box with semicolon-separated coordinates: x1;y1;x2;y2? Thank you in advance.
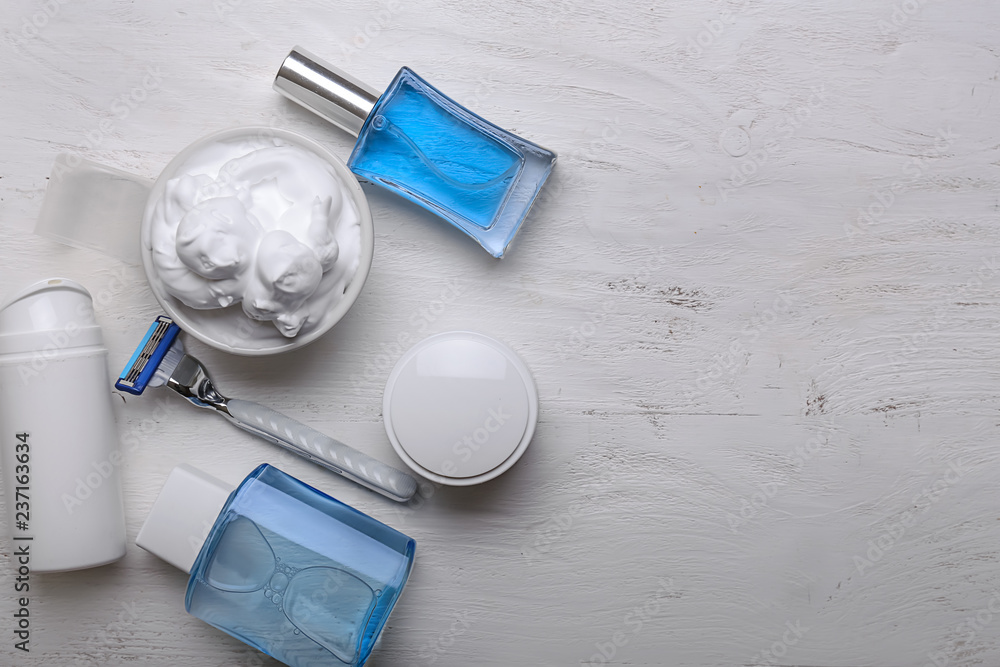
140;127;374;356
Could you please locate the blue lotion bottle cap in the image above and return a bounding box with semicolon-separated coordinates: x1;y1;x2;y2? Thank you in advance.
136;465;233;574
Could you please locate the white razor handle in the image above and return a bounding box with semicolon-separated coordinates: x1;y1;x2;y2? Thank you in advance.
226;398;418;502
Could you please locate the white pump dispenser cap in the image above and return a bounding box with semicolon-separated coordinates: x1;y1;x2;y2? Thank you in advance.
136;464;234;574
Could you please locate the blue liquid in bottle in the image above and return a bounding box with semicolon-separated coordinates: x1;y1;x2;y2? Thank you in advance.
186;465;415;667
349;68;556;258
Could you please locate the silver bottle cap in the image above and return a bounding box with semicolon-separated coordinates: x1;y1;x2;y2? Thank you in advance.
273;46;380;137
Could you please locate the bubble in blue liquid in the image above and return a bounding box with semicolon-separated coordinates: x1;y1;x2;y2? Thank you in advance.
283;567;377;663
270;572;290;593
204;517;276;593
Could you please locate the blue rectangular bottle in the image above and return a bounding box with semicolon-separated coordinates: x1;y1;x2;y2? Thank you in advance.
275;47;557;258
137;464;415;667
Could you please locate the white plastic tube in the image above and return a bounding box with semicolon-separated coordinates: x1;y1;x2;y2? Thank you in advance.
0;278;126;572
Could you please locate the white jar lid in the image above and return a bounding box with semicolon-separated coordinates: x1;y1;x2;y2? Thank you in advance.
383;332;537;486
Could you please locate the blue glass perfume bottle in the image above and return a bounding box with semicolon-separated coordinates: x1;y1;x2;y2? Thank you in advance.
274;47;557;258
137;464;415;667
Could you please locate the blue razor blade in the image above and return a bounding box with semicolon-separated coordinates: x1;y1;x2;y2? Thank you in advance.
116;316;180;395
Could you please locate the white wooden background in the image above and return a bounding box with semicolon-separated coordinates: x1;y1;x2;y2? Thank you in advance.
2;1;1000;665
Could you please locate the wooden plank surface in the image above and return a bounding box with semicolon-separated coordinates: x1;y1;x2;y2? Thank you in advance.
2;1;1000;665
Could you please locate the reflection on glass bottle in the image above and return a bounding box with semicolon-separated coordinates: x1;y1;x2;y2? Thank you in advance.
275;50;558;258
138;464;415;667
